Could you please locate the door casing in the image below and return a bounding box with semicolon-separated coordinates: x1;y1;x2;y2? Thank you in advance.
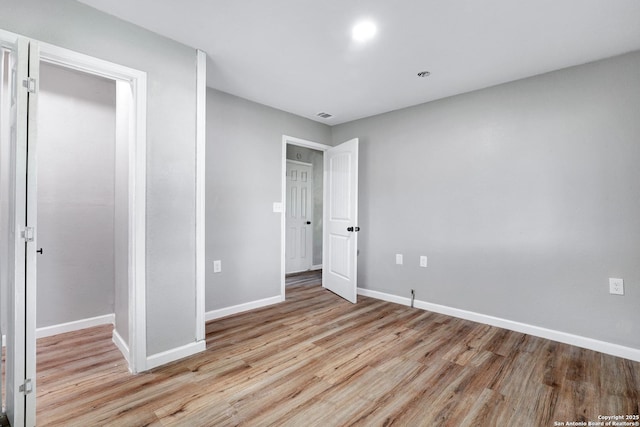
37;41;148;374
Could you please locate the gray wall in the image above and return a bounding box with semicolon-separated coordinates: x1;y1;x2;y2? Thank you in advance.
206;89;331;311
286;145;324;267
0;0;199;356
332;51;640;350
37;62;115;328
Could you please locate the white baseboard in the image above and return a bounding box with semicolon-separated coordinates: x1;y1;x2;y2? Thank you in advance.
112;329;131;368
311;264;323;271
36;314;115;339
357;287;640;363
206;295;283;322
146;340;206;370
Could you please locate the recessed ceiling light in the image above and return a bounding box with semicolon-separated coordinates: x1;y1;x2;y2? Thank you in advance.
417;71;431;78
352;21;377;42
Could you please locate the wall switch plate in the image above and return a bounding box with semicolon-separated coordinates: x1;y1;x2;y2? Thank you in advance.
273;202;283;213
420;256;428;268
395;254;403;265
609;278;624;295
213;260;222;273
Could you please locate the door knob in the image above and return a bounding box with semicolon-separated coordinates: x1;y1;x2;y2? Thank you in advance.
306;221;311;225
347;226;360;232
37;248;43;254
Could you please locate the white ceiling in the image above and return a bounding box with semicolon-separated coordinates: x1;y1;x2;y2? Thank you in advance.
78;0;640;125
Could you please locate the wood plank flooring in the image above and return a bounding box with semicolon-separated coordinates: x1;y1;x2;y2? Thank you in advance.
285;269;323;287
36;276;640;426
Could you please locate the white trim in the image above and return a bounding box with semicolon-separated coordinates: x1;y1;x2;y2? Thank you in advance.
357;288;411;306
0;29;19;48
38;42;148;373
286;268;314;275
111;329;131;369
287;159;313;167
284;135;332;152
311;264;323;271
357;287;640;363
146;340;207;370
280;135;332;302
35;314;115;339
38;42;144;83
195;49;207;343
131;65;147;374
206;295;283;322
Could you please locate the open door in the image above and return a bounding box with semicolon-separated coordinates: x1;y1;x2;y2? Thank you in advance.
5;36;38;427
322;138;359;303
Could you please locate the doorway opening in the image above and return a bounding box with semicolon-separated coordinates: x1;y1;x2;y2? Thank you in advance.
34;60;121;348
285;149;323;274
34;44;148;372
281;136;331;299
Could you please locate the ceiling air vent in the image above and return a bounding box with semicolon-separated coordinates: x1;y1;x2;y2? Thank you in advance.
316;112;333;119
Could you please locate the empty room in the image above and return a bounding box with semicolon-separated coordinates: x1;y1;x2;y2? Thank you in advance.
0;1;639;426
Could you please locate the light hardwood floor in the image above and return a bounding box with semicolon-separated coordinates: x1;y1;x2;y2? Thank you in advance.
36;276;639;426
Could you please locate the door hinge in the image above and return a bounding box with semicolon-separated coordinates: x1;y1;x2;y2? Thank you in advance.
22;77;37;93
19;378;33;395
22;226;35;242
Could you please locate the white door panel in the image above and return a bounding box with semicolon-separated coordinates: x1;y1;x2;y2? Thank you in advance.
323;138;359;303
24;40;39;427
4;36;33;427
285;161;313;273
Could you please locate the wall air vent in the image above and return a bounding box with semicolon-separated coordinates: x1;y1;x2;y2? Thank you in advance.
316;112;333;119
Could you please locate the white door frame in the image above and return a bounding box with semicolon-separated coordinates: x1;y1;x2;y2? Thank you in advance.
195;49;206;343
38;42;148;373
280;135;331;299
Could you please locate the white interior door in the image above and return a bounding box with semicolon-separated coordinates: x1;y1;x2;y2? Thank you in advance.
4;36;37;427
322;138;359;303
24;40;39;427
285;160;313;274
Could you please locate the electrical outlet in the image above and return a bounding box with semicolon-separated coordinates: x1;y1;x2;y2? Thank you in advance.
420;256;428;268
609;278;624;295
396;254;403;265
213;260;222;273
